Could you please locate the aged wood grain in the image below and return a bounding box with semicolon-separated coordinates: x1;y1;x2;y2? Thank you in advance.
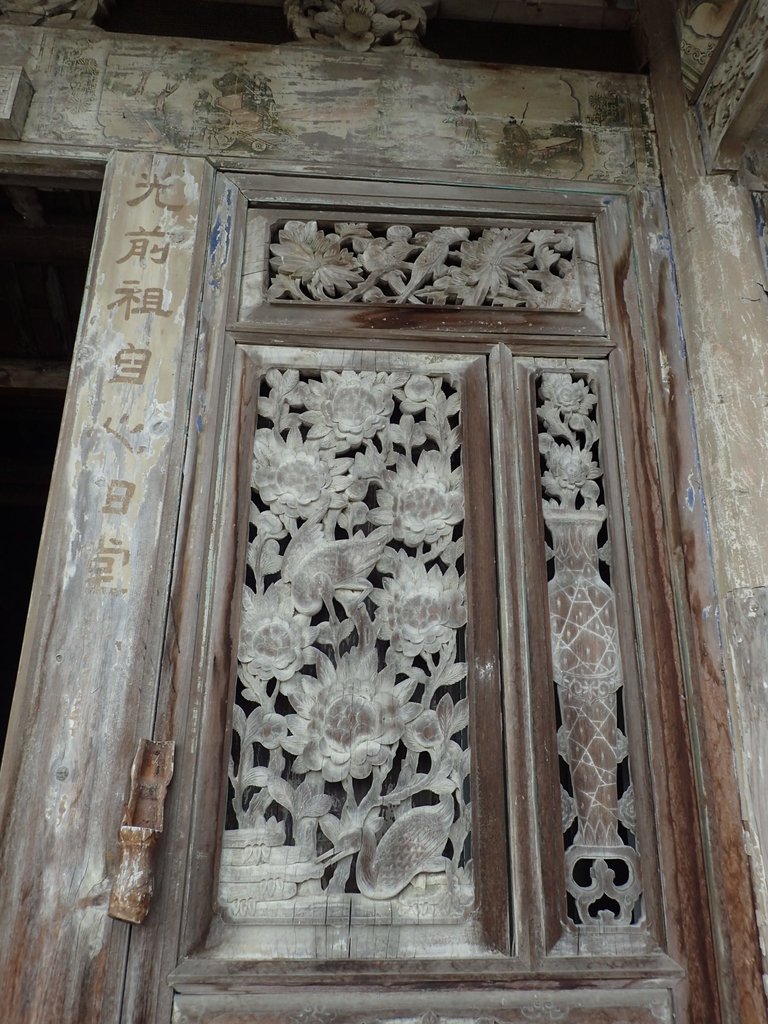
726;586;768;991
0;24;658;187
0;151;212;1024
643;0;768;1017
119;171;243;1024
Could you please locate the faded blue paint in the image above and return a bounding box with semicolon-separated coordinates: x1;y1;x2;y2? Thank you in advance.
686;484;695;510
209;213;222;260
196;414;203;433
207;188;235;290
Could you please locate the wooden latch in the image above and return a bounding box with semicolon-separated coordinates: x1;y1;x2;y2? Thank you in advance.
108;738;175;924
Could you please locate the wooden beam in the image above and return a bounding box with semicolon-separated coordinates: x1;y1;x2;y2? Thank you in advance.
0;358;69;389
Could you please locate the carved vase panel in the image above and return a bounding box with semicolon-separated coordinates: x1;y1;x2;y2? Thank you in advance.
219;364;473;932
537;370;642;929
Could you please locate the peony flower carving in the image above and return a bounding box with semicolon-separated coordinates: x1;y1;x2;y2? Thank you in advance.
252;426;354;521
297;370;396;452
537;372;602;510
281;644;422;782
238;581;318;686
539;373;596;417
268;220;362;300
367;448;463;548
372;550;466;657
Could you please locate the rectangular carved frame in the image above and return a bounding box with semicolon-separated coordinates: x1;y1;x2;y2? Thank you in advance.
122;172;722;1024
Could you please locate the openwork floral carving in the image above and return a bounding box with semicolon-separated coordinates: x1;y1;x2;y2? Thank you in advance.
537;370;642;928
284;0;433;53
267;220;578;309
221;365;472;923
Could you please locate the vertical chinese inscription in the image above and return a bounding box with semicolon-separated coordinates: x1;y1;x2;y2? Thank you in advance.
78;157;198;596
219;366;474;931
537;370;641;927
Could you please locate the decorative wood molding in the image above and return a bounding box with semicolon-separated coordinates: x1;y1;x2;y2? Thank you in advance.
284;0;438;53
172;995;675;1024
0;0;110;25
695;0;768;174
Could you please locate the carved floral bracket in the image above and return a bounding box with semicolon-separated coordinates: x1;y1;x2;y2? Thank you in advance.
283;0;439;53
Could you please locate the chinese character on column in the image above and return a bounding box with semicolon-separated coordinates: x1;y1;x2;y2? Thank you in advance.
116;226;171;266
108;281;172;320
109;343;152;384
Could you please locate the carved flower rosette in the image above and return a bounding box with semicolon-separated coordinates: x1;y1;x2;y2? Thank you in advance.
220;364;473;926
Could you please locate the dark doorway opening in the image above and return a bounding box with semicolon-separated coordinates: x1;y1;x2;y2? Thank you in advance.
0;181;101;759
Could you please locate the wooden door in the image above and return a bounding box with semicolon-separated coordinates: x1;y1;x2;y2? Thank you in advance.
97;172;722;1023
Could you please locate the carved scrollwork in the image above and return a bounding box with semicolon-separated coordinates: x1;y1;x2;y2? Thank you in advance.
266;220;578;310
697;0;768;168
284;0;435;53
537;370;642;928
220;366;473;924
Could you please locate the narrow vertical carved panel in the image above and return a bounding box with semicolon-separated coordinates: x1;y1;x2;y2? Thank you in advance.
217;356;487;955
536;370;642;931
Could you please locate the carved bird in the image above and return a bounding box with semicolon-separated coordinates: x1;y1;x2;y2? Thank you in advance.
395;227;470;304
354;795;455;900
282;520;390;615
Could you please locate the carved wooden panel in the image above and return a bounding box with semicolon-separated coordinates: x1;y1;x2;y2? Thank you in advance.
118;181;718;1024
265;220;579;310
284;0;436;53
524;362;657;957
537;369;641;927
237;203;605;336
211;346;507;959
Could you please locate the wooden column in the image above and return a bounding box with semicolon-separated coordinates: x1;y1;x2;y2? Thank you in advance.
642;0;768;1018
0;151;213;1024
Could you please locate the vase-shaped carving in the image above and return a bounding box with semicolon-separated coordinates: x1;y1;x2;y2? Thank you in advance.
546;507;621;848
545;505;641;925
